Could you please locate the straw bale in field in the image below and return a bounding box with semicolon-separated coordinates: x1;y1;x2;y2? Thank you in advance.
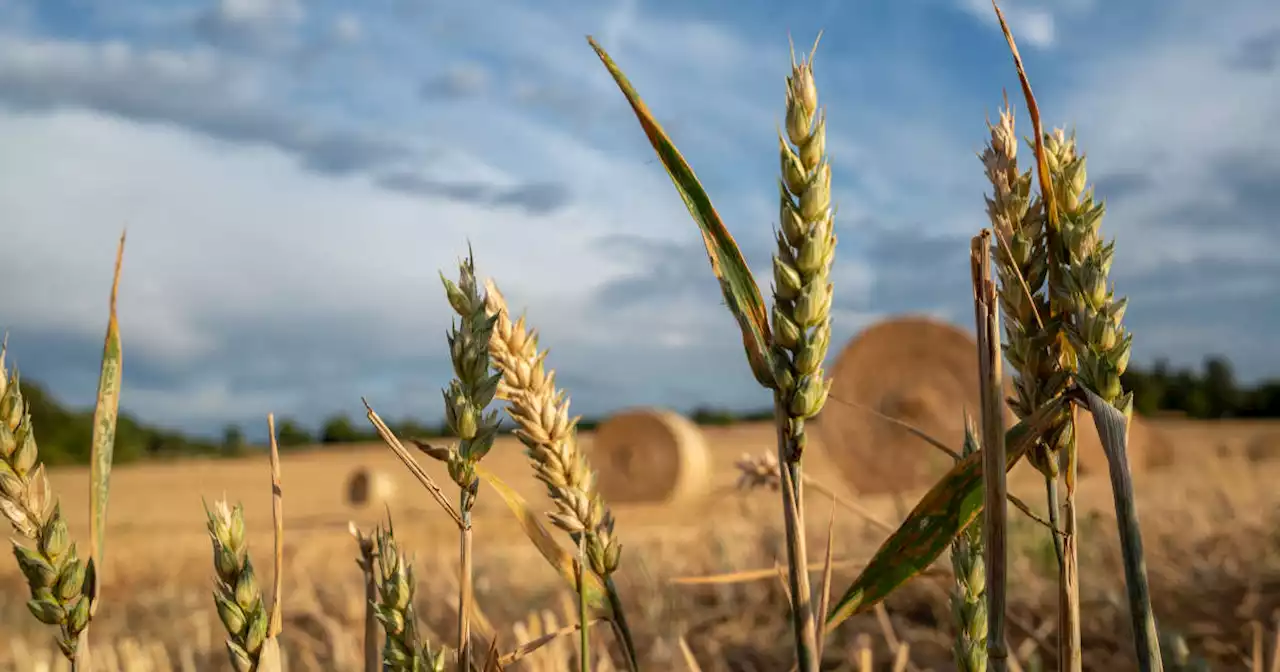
815;316;1157;496
1246;432;1280;463
345;467;396;509
590;408;711;505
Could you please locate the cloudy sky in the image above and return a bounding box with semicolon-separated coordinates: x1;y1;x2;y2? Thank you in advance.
0;0;1276;438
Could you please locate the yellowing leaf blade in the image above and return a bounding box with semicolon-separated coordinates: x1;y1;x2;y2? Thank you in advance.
475;465;609;609
88;231;125;612
824;396;1067;632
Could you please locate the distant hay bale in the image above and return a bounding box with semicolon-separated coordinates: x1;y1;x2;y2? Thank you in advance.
345;467;396;508
590;408;711;505
1246;432;1280;462
814;316;1156;495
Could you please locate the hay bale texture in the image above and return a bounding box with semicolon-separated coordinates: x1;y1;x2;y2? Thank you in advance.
814;316;1158;496
589;408;711;505
345;467;397;509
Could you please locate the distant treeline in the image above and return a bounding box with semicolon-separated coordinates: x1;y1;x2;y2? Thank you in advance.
1122;357;1279;419
13;356;1279;466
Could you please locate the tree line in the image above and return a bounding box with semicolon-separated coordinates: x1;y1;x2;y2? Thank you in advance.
14;356;1278;465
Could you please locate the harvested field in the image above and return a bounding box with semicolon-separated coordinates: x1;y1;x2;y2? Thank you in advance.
3;417;1279;670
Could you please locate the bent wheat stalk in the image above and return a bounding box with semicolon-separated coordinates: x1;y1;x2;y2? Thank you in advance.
482;279;637;671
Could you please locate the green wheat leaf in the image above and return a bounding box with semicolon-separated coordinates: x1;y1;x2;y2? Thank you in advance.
88;231;125;614
587;36;776;389
825;395;1068;632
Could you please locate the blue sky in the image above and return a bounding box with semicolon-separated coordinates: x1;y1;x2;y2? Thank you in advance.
0;0;1276;438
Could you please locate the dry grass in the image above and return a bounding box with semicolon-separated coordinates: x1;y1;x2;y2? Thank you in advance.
2;431;1279;670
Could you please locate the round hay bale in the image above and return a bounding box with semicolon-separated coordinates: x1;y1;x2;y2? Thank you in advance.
345;467;396;509
814;316;1158;494
590;408;711;505
814;316;988;496
1246;432;1280;463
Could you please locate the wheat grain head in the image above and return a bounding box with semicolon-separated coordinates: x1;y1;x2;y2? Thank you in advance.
482;279;621;580
0;354;93;660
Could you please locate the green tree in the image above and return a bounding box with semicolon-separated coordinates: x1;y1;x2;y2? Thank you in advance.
275;418;313;448
222;424;246;453
1202;356;1239;419
320;413;361;444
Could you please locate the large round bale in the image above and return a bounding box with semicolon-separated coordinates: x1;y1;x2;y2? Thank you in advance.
589;408;711;505
345;467;397;509
814;316;1159;495
814;317;988;495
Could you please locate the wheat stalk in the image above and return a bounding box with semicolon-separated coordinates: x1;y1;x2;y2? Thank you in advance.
482;278;637;669
0;360;94;661
350;522;382;672
769;33;836;672
981;99;1080;672
482;279;619;578
1046;127;1162;669
439;249;504;671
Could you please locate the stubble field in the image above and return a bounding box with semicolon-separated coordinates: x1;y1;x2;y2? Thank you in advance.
4;416;1280;671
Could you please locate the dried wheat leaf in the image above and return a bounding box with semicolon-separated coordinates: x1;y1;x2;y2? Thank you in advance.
474;465;609;609
256;636;284;672
497;618;604;666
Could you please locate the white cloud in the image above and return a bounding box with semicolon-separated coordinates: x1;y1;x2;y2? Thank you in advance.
959;0;1058;48
331;14;363;45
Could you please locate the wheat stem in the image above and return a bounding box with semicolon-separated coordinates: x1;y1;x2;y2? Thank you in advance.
1045;128;1162;671
980;99;1079;672
350;522;382;672
769;33;835;672
973;230;1009;671
439;248;504;672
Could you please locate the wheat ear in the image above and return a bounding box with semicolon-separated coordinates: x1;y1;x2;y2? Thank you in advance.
482;280;619;578
372;520;448;672
1046;128;1162;669
982;102;1080;671
205;499;273;672
439;250;504;671
769;33;835;672
950;415;989;672
0;359;93;660
482;279;638;669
